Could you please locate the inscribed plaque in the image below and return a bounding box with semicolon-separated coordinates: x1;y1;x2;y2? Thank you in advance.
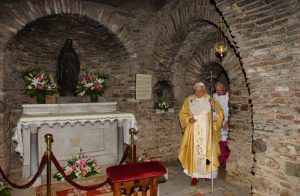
136;74;152;99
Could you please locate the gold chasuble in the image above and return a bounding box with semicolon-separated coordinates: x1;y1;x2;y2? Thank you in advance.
178;93;224;178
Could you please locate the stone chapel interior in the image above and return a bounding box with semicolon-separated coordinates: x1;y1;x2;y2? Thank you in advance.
0;0;299;196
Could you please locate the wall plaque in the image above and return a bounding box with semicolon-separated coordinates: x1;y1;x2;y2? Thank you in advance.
136;74;152;100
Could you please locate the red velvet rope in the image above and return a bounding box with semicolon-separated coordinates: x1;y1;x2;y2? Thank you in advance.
0;145;131;190
119;145;130;165
0;154;47;189
50;145;131;191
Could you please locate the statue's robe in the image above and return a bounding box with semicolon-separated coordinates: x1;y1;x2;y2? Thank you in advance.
56;39;80;96
178;93;224;178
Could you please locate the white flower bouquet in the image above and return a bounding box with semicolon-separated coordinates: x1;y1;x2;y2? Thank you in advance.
22;68;58;103
76;70;108;97
76;70;108;102
155;101;170;112
53;149;101;181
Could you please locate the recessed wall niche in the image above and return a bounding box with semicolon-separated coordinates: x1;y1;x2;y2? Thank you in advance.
153;80;174;111
4;13;129;107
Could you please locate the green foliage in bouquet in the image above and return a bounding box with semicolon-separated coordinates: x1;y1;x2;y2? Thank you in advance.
76;70;108;97
155;101;170;112
22;67;58;97
53;149;101;181
0;182;12;196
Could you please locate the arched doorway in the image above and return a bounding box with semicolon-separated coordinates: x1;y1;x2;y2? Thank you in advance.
4;13;132;173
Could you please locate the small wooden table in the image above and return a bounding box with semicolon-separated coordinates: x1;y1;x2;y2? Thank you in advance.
106;161;167;196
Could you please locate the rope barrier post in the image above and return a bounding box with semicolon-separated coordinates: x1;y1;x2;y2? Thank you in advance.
209;71;214;196
129;128;136;163
45;134;53;196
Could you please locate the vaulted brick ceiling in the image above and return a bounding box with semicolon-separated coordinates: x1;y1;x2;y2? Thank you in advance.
84;0;167;10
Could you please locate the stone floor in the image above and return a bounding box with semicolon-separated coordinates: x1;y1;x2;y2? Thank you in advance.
159;162;251;196
10;161;251;196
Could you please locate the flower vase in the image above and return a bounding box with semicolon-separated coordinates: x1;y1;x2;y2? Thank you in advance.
90;94;98;102
36;93;46;104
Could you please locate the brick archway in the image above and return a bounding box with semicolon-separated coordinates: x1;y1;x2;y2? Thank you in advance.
0;1;298;194
0;0;137;173
215;0;300;194
0;0;137;90
148;0;252;189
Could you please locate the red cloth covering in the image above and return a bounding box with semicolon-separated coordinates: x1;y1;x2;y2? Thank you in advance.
218;141;230;164
106;161;167;183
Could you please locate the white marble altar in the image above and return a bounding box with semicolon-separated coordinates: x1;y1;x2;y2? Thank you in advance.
13;102;137;177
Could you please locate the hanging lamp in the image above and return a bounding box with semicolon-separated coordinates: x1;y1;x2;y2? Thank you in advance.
215;21;228;58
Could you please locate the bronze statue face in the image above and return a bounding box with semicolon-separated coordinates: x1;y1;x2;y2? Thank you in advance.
65;39;73;47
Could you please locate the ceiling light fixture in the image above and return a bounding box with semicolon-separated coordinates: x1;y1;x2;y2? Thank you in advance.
214;21;228;58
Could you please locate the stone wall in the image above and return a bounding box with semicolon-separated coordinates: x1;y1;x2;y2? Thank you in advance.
146;0;253;190
0;0;183;175
0;1;299;195
5;14;130;107
216;0;300;195
0;0;140;174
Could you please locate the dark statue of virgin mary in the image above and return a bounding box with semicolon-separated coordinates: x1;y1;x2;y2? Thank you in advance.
56;39;80;96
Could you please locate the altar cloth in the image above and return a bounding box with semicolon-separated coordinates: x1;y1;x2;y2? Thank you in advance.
12;112;138;158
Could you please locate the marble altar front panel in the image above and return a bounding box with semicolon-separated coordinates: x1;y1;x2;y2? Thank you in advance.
39;121;117;162
23;121;118;177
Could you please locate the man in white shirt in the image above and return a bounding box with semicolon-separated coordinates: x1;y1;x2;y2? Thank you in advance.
213;82;230;164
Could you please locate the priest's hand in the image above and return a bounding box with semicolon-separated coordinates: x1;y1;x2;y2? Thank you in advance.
209;98;216;110
189;118;196;124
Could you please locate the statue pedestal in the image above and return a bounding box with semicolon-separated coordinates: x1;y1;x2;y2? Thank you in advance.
22;102;117;115
56;96;81;103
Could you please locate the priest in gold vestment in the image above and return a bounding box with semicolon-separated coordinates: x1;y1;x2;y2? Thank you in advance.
178;82;224;186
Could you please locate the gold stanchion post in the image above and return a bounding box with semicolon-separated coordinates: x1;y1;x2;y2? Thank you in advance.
45;134;53;196
129;128;136;163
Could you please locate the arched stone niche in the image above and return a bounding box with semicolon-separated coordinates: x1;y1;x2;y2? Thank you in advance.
153;80;174;110
4;13;132;172
4;14;129;107
215;69;229;91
